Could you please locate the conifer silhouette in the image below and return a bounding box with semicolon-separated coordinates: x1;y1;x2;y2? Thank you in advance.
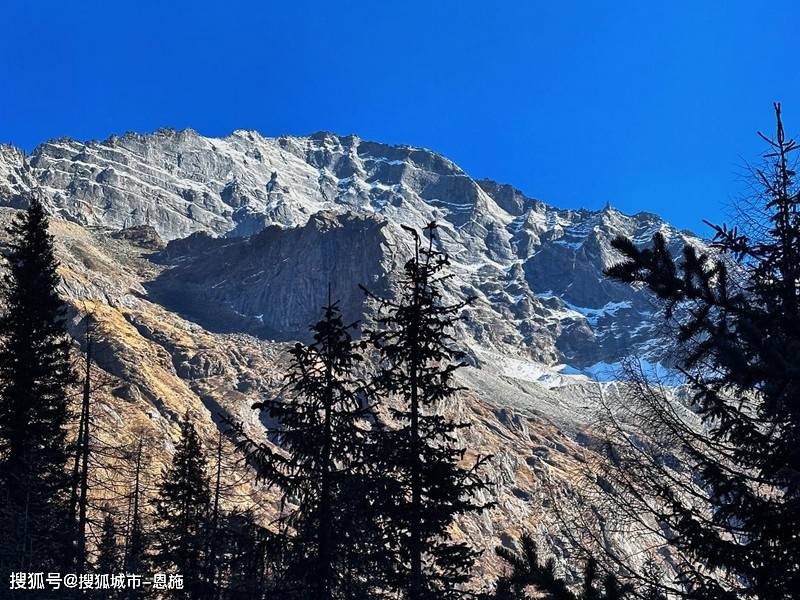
154;413;212;598
217;509;282;600
603;103;800;598
486;534;632;600
97;511;122;575
68;318;94;573
229;296;378;599
205;431;224;599
0;195;74;581
95;510;122;599
123;438;150;600
361;222;492;599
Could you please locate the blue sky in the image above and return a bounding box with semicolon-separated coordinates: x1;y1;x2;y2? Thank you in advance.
1;1;798;231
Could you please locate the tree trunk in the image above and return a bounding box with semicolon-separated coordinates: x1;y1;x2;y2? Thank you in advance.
409;266;422;600
209;431;223;600
318;344;333;600
76;328;92;573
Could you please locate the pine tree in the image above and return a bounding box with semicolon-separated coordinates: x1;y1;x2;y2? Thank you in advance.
123;438;150;600
0;195;74;577
486;534;632;600
94;510;122;600
205;431;223;600
639;560;667;600
68;318;94;572
154;413;212;599
490;533;574;600
97;511;122;574
361;222;492;599
217;510;281;600
603;103;800;598
229;297;378;599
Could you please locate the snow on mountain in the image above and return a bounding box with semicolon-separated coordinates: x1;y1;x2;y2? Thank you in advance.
0;144;35;207
0;128;701;379
0;129;704;584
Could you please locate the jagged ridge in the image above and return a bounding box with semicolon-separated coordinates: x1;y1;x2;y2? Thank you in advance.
1;128;699;374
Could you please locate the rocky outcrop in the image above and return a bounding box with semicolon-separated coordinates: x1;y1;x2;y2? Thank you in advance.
148;211;392;340
111;224;166;250
0;144;35;208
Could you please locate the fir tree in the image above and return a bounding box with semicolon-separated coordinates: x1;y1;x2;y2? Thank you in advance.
602;103;800;598
217;510;281;600
486;534;632;600
361;222;492;599
639;560;668;600
123;438;150;600
93;511;122;600
229;297;378;599
154;413;212;599
490;533;574;600
205;431;223;600
97;511;122;575
0;195;74;577
68;318;94;572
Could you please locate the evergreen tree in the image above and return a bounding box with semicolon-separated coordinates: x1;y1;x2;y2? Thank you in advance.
68;318;94;572
93;511;122;600
0;195;74;578
229;297;379;599
205;431;223;600
97;511;122;575
602;103;800;598
361;222;492;599
639;560;668;600
490;533;574;600
154;413;212;599
485;534;632;600
216;509;282;600
124;438;150;600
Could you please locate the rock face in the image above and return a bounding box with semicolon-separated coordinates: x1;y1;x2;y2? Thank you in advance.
148;211;392;339
0;128;700;374
0;144;36;208
0;129;699;586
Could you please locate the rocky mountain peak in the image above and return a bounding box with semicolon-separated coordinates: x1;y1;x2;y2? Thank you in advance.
0;127;701;378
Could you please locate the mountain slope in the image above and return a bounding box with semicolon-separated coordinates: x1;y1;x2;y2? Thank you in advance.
0;129;699;586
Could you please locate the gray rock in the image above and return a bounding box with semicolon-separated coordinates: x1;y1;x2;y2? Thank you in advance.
1;128;703;376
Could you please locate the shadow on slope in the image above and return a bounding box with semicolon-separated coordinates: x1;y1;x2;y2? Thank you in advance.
144;211;392;342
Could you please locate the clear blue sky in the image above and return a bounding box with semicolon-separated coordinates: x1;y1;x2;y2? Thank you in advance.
1;1;798;231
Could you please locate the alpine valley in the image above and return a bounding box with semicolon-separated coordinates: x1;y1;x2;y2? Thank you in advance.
0;128;700;584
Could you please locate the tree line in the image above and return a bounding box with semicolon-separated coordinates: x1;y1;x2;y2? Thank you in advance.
0;105;798;599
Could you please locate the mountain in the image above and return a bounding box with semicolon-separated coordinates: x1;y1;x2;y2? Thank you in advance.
0;129;699;585
3;129;699;375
